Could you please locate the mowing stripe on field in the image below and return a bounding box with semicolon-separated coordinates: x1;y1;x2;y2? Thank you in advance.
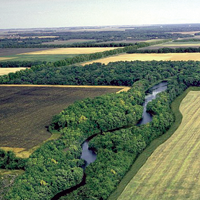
118;91;200;200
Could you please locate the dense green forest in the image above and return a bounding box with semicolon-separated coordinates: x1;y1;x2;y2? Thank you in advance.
1;60;200;199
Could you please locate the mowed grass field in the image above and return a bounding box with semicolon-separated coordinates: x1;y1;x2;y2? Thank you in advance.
117;90;200;200
83;52;200;65
0;85;123;157
0;47;118;62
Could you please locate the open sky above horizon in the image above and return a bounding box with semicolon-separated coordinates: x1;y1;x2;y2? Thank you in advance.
1;0;200;29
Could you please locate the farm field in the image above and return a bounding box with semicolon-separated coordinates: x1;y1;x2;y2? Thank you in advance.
96;39;164;44
42;39;96;45
0;68;26;75
140;41;200;50
0;47;119;62
170;31;200;35
118;91;200;200
0;48;53;57
18;47;118;55
0;85;123;156
83;52;200;65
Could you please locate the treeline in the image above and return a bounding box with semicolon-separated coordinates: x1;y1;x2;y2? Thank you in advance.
127;47;200;53
0;60;186;86
0;61;47;68
0;37;55;48
50;85;145;135
0;149;26;170
173;38;200;42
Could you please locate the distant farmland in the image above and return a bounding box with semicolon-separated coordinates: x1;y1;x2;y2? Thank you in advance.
18;47;118;55
83;52;200;65
42;39;96;45
118;91;200;200
0;85;123;155
140;41;200;50
0;47;119;62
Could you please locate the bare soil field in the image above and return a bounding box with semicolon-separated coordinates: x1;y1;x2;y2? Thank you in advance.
0;68;26;76
83;52;200;65
118;91;200;200
19;47;119;55
0;86;122;151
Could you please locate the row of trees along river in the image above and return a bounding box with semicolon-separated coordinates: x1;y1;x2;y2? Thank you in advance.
1;60;200;199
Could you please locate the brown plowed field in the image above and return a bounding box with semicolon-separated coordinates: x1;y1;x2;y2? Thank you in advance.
0;86;121;150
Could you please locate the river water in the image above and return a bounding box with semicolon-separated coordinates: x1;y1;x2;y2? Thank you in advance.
80;81;168;168
52;81;168;199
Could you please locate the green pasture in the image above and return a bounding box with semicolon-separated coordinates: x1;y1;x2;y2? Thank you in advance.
0;54;75;62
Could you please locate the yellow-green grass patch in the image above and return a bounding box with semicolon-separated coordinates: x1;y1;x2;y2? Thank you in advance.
0;68;26;76
117;89;200;200
0;57;16;61
83;53;200;65
0;133;61;158
18;47;119;55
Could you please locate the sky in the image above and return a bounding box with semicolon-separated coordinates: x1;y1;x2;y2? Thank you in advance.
1;0;200;29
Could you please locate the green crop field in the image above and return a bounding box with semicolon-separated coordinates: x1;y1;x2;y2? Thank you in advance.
0;54;74;62
117;89;200;200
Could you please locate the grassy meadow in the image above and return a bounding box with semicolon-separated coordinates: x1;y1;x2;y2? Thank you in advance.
116;89;200;200
0;47;118;62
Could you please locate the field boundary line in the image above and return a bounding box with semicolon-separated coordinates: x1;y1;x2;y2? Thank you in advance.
0;84;130;92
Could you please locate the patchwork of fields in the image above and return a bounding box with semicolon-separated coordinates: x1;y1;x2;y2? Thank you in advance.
118;91;200;200
0;85;122;156
0;47;118;62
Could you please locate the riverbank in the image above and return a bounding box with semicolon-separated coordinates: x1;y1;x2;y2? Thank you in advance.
108;86;200;200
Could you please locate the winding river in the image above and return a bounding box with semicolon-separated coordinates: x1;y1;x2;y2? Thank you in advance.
81;81;168;165
52;81;167;199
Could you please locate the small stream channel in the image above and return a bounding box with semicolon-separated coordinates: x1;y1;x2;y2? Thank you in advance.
52;81;168;200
